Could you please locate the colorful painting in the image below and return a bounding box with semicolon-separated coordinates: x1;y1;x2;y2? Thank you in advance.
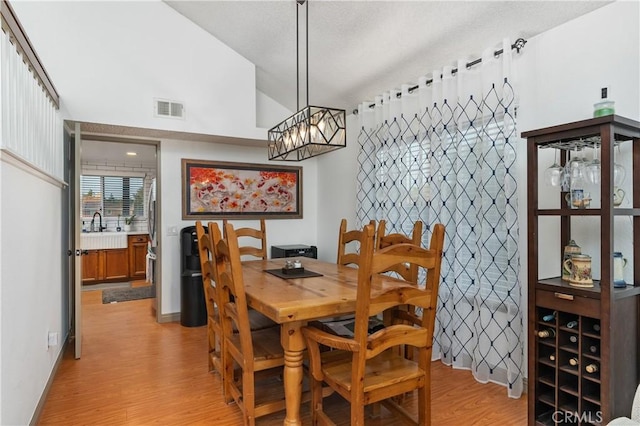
182;159;302;219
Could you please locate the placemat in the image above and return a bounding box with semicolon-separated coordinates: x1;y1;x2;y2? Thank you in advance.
264;268;323;280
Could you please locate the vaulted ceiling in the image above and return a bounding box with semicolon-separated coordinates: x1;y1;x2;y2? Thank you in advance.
165;1;611;114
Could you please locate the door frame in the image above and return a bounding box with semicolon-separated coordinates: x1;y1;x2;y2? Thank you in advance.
73;122;82;358
68;124;163;350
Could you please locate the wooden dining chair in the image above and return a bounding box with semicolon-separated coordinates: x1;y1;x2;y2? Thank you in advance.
222;219;267;260
220;219;275;331
376;219;423;270
376;219;424;355
302;222;445;426
318;218;378;333
210;221;287;425
337;218;375;266
195;220;223;375
196;221;276;376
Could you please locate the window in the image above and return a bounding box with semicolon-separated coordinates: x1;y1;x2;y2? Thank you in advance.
81;175;144;218
445;116;514;307
372;126;430;241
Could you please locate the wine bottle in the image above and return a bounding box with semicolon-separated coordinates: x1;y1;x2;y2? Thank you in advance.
586;363;599;373
593;323;601;332
549;354;556;362
538;328;556;338
589;345;598;354
569;357;579;366
569;335;578;343
542;311;557;322
566;320;578;329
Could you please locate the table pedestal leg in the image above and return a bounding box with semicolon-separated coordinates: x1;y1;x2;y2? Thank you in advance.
283;349;304;426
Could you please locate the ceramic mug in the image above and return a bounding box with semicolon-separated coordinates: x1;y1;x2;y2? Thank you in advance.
563;254;593;287
562;240;581;281
565;189;591;209
613;187;625;207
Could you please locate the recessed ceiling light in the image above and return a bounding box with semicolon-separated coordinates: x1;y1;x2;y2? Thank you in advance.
126;152;137;156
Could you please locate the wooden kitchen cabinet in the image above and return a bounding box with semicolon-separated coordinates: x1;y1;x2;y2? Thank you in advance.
128;234;149;279
82;250;101;283
82;248;129;283
104;249;129;280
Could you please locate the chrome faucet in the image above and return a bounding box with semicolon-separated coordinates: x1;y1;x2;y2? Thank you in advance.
91;211;105;232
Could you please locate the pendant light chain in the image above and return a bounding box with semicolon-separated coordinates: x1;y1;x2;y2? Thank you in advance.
305;0;309;109
296;1;299;111
295;0;309;110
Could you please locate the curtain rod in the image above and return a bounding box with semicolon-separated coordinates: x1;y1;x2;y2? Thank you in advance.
353;37;527;115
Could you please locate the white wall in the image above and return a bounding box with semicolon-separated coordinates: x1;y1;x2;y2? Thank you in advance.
11;0;268;140
0;160;63;425
517;0;639;285
513;0;640;376
256;90;292;130
316;114;360;262
159;139;318;314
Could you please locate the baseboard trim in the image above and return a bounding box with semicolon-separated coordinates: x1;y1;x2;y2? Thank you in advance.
29;334;69;425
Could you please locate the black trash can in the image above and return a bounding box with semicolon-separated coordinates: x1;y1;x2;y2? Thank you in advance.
180;226;206;327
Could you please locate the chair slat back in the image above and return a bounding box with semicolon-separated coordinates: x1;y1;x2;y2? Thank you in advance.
210;222;255;362
337;218;375;267
196;221;222;372
353;223;445;356
195;221;213;288
376;219;423;283
223;219;267;260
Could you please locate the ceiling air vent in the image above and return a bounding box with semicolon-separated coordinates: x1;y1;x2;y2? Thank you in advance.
154;98;185;119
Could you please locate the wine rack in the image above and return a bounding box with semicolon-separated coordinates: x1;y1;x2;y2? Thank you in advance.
524;116;640;426
534;307;602;425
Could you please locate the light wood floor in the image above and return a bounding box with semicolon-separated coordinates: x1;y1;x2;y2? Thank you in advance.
36;289;527;425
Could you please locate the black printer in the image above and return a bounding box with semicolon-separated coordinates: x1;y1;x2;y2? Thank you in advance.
271;244;317;259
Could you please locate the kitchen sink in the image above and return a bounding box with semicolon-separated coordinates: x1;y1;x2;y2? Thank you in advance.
81;232;128;249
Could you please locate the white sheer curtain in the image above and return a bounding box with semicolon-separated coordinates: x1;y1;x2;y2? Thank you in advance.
356;39;523;398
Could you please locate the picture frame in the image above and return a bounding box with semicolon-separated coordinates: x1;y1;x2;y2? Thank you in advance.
181;159;303;219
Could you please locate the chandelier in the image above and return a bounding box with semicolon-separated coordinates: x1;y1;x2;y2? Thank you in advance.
268;0;346;161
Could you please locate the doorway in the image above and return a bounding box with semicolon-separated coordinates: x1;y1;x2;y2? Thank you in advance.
69;123;162;358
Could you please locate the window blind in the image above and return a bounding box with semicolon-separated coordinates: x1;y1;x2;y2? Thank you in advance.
81;175;144;218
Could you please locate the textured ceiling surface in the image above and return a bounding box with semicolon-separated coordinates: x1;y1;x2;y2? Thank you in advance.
81;1;611;164
165;1;611;113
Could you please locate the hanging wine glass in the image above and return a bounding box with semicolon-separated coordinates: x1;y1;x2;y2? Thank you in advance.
568;147;585;188
561;150;572;191
613;143;626;187
585;141;601;185
544;149;563;187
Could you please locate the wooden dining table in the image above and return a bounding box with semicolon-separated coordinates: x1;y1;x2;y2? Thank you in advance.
241;257;413;426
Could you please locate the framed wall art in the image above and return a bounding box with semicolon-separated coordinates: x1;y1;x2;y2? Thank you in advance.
182;159;302;219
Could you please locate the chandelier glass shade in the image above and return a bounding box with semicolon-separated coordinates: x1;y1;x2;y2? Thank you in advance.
268;1;346;161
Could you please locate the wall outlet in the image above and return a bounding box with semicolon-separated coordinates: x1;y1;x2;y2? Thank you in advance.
47;331;59;348
167;226;178;236
601;86;609;99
